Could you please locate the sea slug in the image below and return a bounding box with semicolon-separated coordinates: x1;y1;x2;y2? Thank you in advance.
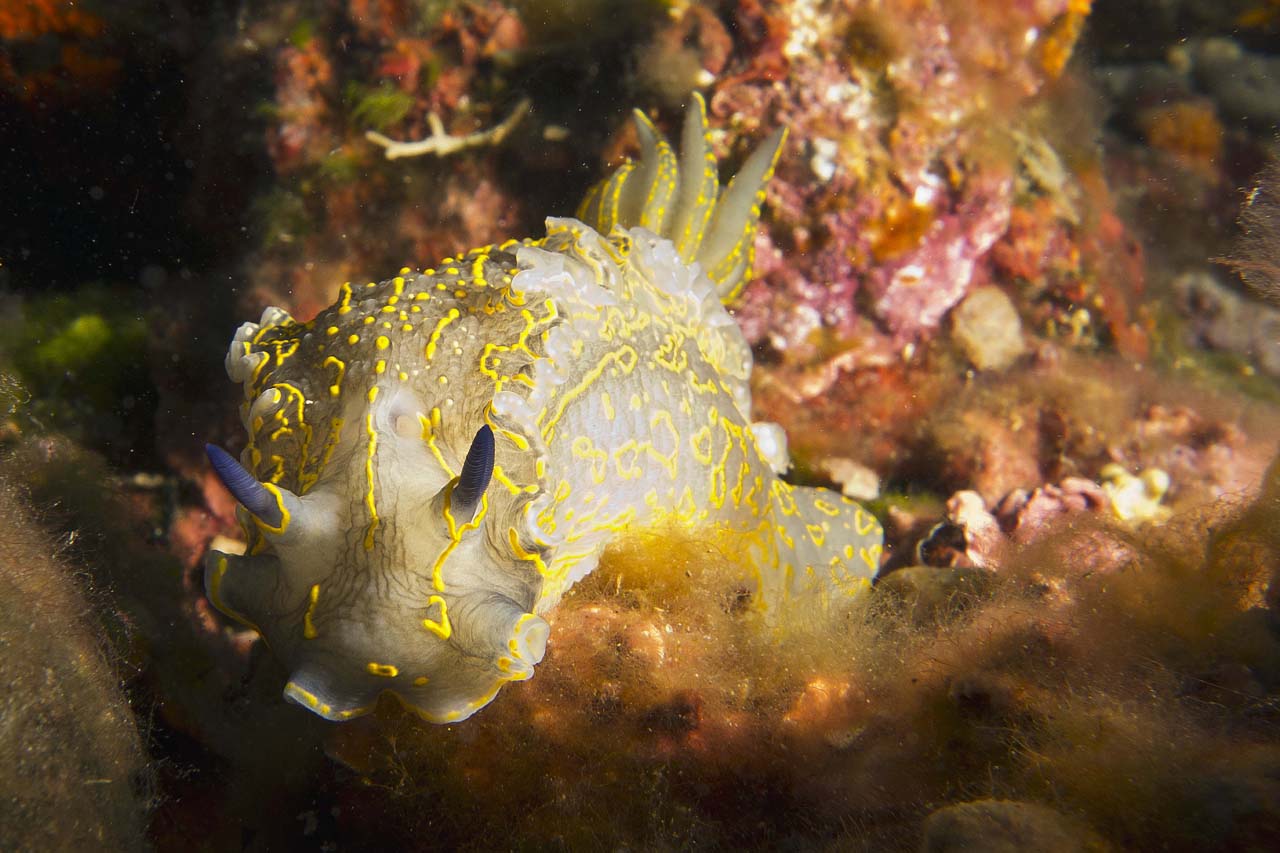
205;95;884;723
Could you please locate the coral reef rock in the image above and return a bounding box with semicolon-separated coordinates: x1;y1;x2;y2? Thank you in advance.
1174;269;1280;378
951;286;1027;371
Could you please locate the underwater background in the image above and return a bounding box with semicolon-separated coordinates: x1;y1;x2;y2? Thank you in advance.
1;0;1280;849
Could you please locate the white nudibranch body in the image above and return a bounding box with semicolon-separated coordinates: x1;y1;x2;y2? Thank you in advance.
205;95;884;723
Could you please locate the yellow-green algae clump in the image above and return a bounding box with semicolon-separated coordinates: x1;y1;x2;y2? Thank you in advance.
315;469;1280;849
0;286;150;447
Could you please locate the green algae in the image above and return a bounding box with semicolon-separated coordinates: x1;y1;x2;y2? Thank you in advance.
253;188;312;248
288;18;316;50
349;82;416;132
318;148;364;182
0;286;152;452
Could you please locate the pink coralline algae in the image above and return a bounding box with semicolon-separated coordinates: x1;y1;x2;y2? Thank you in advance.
864;166;1014;340
995;477;1111;543
713;0;1097;384
912;479;1132;579
265;39;338;175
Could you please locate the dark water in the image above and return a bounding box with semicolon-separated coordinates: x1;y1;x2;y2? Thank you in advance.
1;1;1278;850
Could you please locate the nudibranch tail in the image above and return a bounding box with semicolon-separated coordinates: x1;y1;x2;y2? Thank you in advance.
576;91;786;302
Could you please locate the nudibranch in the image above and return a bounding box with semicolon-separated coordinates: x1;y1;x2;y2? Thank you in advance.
205;95;884;723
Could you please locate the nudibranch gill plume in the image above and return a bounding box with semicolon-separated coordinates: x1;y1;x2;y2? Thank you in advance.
205;95;884;723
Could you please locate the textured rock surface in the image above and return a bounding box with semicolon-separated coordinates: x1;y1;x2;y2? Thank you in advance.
921;799;1106;853
1174;270;1280;378
951;287;1026;371
0;481;148;852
